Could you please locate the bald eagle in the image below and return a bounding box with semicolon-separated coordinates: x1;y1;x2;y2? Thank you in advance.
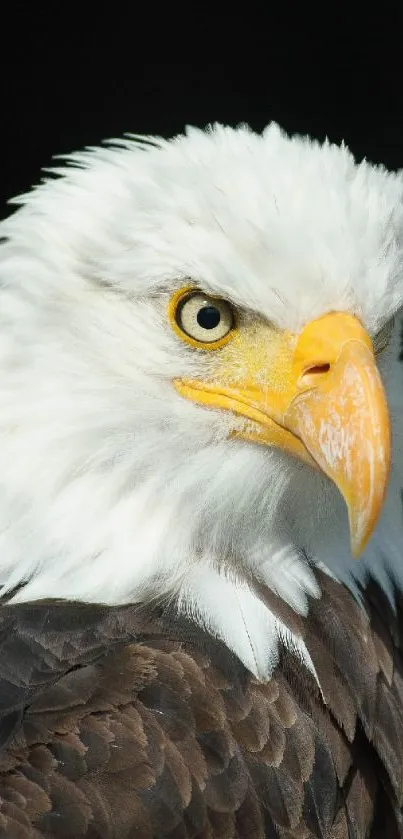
0;123;401;838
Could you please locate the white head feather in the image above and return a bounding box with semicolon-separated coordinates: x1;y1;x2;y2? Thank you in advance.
0;122;402;679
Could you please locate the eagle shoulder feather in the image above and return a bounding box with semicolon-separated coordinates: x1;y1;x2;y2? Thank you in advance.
0;571;401;838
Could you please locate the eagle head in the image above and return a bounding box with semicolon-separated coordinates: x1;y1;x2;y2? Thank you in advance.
0;123;402;678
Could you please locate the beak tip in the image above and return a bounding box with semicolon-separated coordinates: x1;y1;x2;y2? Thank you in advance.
349;517;376;560
351;540;365;560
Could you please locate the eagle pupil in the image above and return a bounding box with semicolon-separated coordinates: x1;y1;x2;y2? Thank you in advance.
197;306;220;330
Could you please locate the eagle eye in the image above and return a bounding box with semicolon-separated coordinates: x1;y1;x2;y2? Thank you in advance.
169;288;236;349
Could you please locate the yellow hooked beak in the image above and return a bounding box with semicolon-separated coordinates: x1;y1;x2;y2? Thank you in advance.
174;312;391;557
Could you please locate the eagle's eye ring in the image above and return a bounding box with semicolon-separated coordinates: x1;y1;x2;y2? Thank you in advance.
168;287;237;349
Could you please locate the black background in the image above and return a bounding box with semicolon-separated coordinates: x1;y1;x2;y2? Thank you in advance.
1;4;402;219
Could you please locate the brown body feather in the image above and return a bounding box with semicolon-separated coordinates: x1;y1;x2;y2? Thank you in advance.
0;571;401;838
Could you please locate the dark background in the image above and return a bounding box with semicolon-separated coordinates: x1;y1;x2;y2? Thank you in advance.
1;5;402;219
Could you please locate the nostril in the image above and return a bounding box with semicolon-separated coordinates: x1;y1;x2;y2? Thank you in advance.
299;363;331;386
305;363;330;376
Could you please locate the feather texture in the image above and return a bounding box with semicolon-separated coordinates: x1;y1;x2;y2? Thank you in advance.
0;572;400;837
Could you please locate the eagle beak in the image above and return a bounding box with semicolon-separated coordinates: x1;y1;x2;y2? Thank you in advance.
174;312;391;557
283;314;391;556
